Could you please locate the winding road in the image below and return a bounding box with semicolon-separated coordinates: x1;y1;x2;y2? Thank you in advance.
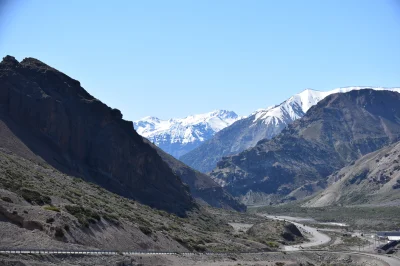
263;215;331;251
263;214;400;266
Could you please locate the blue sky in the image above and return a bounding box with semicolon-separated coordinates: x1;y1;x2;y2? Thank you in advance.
1;0;400;121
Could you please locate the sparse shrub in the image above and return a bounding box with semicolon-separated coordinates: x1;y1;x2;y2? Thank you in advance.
158;225;169;231
64;225;70;231
55;227;64;238
102;212;119;222
46;217;55;223
64;205;100;227
71;190;83;197
72;177;83;183
34;174;44;181
265;241;279;248
44;206;60;212
1;196;13;203
20;189;51;206
193;244;206;252
139;225;152;235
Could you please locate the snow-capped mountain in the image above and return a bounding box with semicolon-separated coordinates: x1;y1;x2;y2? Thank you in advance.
181;87;400;173
133;110;240;158
252;87;400;126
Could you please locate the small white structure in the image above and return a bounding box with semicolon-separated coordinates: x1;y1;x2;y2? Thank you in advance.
377;232;400;241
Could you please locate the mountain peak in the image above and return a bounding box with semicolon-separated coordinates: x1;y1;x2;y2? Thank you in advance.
20;57;54;70
1;55;19;65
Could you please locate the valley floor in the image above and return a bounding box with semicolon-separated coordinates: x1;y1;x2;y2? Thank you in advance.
2;212;400;265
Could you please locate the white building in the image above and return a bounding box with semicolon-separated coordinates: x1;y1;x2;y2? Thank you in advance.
377;232;400;241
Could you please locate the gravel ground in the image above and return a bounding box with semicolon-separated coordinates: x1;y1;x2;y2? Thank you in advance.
0;251;388;266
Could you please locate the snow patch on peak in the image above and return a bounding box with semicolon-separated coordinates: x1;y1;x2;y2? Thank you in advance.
252;87;400;125
133;110;240;157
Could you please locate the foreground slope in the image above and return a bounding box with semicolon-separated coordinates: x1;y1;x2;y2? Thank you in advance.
144;139;246;212
210;90;400;204
0;148;282;252
134;110;239;158
305;140;400;207
181;87;400;173
0;55;194;215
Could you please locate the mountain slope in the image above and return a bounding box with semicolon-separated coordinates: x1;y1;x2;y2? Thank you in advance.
181;87;400;173
305;140;400;207
143;138;246;212
210;90;400;205
0;55;194;216
0;146;280;253
134;110;239;158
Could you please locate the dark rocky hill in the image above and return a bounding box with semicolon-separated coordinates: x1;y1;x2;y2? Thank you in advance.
180;116;284;173
144;139;246;212
0;55;194;216
210;90;400;204
305;140;400;207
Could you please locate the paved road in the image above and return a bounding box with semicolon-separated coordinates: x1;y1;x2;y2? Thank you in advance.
262;215;331;251
261;214;400;266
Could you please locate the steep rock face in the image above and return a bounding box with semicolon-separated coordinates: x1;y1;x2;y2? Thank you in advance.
181;87;400;173
0;55;195;216
305;141;400;207
134;110;239;158
144;138;246;212
210;90;400;204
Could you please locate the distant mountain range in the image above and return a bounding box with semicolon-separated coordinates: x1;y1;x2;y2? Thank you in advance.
134;110;240;158
181;87;400;173
209;89;400;205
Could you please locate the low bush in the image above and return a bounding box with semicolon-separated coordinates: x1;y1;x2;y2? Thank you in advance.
1;196;13;203
265;241;279;248
20;189;51;206
65;205;101;227
44;206;60;212
139;226;152;235
55;227;64;238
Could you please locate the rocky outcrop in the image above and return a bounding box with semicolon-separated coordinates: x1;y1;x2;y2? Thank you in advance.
0;55;195;216
210;90;400;204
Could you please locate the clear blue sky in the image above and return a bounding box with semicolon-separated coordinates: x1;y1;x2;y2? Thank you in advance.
1;0;399;121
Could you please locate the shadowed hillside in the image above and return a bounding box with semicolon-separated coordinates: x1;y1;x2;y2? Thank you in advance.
0;55;194;216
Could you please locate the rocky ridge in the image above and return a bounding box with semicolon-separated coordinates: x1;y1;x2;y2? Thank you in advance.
305;140;400;207
181;87;400;173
